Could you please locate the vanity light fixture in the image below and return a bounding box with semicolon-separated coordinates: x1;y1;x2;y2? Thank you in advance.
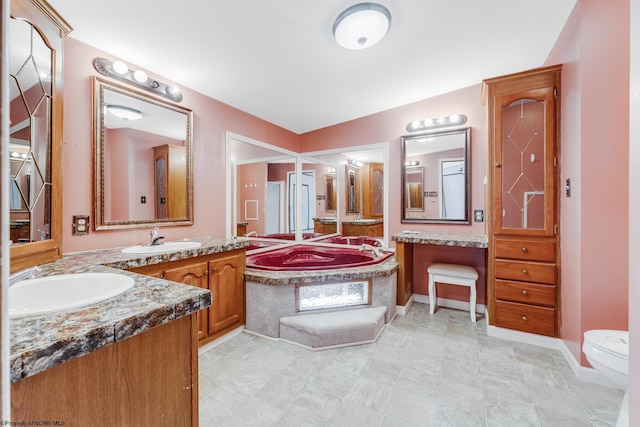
106;105;144;121
333;2;391;50
347;159;364;168
93;57;183;102
406;114;467;132
404;160;419;167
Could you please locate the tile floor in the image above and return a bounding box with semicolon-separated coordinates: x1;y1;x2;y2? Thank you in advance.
198;303;624;426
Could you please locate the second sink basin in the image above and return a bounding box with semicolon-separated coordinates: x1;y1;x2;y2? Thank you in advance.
9;272;135;318
121;240;202;254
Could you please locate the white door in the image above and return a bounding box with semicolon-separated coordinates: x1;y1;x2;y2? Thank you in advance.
288;171;316;233
265;181;283;234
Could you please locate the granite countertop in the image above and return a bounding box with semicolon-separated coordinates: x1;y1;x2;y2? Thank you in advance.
391;231;488;248
10;236;249;382
244;255;399;286
313;217;337;224
342;219;384;225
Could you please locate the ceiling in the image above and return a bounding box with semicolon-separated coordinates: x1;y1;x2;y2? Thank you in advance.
46;0;577;134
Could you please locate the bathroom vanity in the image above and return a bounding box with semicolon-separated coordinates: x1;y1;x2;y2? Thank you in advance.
10;237;247;425
392;232;488;306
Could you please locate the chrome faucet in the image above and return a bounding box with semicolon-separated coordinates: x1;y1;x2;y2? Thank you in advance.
149;227;166;246
245;231;258;237
360;243;382;258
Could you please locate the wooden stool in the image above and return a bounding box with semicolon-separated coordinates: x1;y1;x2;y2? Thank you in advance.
428;263;479;322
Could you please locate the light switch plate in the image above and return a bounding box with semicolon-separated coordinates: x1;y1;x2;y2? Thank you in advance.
72;215;90;235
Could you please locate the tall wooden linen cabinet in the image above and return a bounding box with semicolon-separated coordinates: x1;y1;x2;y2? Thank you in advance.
483;65;561;337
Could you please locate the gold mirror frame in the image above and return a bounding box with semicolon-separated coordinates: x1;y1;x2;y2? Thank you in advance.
93;76;194;230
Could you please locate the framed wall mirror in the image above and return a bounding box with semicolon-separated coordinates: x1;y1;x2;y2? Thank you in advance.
324;174;337;212
405;167;424;211
93;77;194;230
345;165;360;214
401;127;471;224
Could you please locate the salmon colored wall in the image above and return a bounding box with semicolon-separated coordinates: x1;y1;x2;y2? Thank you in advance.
62;38;299;252
546;0;630;365
628;0;639;422
237;162;266;234
300;85;488;301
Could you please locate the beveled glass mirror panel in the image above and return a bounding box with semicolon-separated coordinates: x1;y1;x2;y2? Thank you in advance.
9;16;53;244
93;77;194;230
401;127;471;224
324;174;337;212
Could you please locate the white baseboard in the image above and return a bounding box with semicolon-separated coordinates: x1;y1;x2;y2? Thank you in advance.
198;325;245;356
488;323;623;390
396;294;414;315
412;293;486;314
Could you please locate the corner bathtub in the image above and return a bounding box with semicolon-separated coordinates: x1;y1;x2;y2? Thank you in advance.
244;244;398;339
246;244;393;271
321;236;382;247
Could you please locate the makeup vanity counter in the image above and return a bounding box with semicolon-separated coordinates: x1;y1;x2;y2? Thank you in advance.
10;237;248;426
392;232;488;305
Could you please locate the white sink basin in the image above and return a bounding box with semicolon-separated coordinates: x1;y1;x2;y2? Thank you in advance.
9;272;135;318
121;241;202;254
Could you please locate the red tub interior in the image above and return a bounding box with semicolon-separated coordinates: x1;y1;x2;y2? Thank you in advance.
246;244;392;271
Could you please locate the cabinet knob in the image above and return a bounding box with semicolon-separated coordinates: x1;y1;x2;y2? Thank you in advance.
211;267;218;273
495;162;502;168
522;316;528;321
521;247;528;253
204;269;209;275
522;269;528;275
522;289;528;295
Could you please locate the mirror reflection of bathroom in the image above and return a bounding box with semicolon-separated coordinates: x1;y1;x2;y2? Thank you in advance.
402;128;470;224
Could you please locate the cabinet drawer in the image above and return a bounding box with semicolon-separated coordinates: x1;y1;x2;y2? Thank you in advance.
495;280;556;307
495;260;556;285
495;301;556;336
495;239;556;262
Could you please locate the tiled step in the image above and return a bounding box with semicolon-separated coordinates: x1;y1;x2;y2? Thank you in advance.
279;306;387;349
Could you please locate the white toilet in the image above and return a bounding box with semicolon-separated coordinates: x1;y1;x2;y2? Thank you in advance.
583;330;629;427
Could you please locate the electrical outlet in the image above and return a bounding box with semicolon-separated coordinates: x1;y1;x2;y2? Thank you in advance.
474;209;484;222
565;178;572;197
141;196;146;204
72;215;90;235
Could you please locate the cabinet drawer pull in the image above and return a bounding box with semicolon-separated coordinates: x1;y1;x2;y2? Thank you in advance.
521;247;528;253
522;289;528;295
522;269;528;275
522;316;528;321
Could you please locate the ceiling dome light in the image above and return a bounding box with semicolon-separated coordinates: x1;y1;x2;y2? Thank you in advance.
107;105;144;121
333;2;391;50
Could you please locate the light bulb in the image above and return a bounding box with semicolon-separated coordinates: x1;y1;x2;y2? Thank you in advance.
112;60;128;75
133;70;148;83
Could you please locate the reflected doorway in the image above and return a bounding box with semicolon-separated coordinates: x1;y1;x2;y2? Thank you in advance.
288;171;316;233
441;158;465;219
266;181;284;234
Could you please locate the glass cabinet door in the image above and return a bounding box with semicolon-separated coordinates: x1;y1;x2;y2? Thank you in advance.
494;88;557;236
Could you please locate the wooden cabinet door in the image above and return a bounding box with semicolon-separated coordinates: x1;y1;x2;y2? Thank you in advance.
163;261;210;341
208;253;244;335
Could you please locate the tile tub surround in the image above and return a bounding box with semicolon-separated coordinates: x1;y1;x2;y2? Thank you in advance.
10;237;248;382
392;231;488;248
245;257;398;338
